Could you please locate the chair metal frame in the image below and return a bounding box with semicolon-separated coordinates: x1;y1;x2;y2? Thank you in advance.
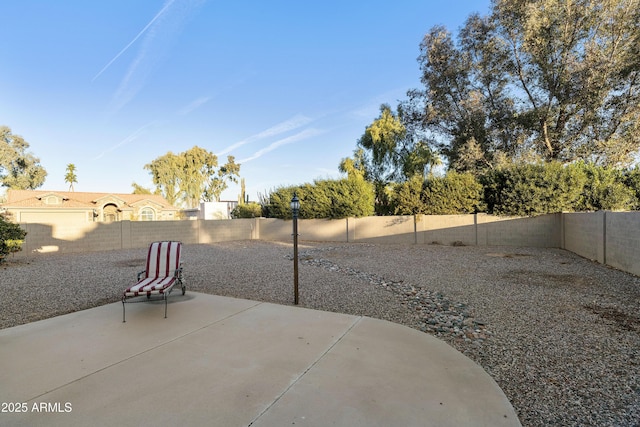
122;241;185;322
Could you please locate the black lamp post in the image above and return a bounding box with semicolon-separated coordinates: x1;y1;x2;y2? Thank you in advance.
291;193;300;305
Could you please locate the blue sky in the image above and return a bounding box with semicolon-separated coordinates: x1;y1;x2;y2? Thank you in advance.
2;0;491;202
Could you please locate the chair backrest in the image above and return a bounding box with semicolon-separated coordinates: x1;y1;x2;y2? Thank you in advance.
144;241;182;278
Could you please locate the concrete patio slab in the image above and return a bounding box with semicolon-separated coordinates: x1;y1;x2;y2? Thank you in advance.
0;292;520;426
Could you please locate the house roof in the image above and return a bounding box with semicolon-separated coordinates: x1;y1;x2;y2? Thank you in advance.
2;190;179;210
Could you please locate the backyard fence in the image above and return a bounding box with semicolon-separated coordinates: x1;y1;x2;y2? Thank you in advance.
13;211;640;277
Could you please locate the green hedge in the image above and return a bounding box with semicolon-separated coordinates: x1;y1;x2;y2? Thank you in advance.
481;162;586;216
391;172;484;215
231;202;263;218
575;162;636;211
0;214;26;263
624;167;640;210
262;162;639;219
263;177;375;219
423;171;485;214
481;162;639;215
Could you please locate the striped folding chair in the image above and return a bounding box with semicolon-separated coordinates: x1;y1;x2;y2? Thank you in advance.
122;241;185;322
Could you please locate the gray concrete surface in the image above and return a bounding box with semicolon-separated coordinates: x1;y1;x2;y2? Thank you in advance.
0;292;520;426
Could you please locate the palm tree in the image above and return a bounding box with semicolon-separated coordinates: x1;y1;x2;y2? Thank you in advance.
65;164;77;192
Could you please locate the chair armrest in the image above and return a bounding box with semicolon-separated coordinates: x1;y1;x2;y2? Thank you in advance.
174;261;183;278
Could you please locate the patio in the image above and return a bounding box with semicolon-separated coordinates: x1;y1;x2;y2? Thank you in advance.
0;292;520;426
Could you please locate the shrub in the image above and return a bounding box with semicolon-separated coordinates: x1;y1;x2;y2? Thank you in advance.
313;178;375;219
575;162;636;211
262;177;375;219
261;186;301;219
390;175;425;215
482;162;585;216
0;214;26;262
624;166;640;210
423;171;485;214
391;172;485;215
231;202;263;218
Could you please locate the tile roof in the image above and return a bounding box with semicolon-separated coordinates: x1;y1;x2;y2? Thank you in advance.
2;190;179;210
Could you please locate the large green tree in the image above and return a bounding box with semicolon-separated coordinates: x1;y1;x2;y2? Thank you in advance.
343;104;441;182
340;104;440;214
0;126;47;189
145;151;182;206
131;182;154;194
144;146;240;208
203;154;240;203
405;0;640;170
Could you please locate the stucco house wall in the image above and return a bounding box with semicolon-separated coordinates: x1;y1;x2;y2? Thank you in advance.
0;190;179;224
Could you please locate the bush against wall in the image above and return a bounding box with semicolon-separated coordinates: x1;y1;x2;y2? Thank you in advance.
575;162;637;211
624;166;640;210
482;162;586;216
261;186;296;219
423;171;485;214
390;175;424;215
231;202;263;218
391;172;485;215
262;177;375;219
0;213;26;262
480;162;639;215
262;162;639;219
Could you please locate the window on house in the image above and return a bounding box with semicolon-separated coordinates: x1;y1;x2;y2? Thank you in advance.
140;207;155;221
44;196;59;205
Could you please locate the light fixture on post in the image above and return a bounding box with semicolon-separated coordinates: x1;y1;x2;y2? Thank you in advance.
290;192;300;305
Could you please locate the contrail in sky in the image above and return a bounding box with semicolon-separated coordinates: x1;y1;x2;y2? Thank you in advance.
239;128;324;163
92;0;176;82
177;96;211;116
218;114;313;156
93;121;157;160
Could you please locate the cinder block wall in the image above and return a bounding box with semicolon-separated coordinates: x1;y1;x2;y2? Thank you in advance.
17;219;258;255
352;216;415;244
300;219;349;242
605;212;640;277
259;218;349;242
478;213;561;247
12;212;640;278
129;220;199;248
198;218;256;244
563;212;605;263
259;218;294;242
419;215;476;245
262;214;561;247
20;222;124;254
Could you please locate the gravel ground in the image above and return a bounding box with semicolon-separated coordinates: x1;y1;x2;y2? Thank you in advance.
1;240;639;427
